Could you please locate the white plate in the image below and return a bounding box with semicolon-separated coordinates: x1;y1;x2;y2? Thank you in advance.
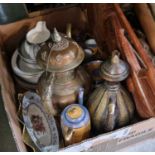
22;91;59;152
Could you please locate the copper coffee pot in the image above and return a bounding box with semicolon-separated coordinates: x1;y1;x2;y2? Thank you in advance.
87;51;134;132
37;28;91;116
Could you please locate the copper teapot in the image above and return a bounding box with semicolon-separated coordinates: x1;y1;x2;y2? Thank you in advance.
37;28;91;116
87;51;134;132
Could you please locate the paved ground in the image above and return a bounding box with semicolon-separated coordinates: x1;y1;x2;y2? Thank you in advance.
0;86;17;151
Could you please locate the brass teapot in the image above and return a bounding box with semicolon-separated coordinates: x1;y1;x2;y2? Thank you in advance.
87;50;134;132
37;28;91;116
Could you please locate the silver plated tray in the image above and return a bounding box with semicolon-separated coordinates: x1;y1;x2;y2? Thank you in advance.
22;91;59;152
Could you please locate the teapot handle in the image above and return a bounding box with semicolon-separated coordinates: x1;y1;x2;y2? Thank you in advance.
64;127;74;142
66;23;72;38
78;87;84;105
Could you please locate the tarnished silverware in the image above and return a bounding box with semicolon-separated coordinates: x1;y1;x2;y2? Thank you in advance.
84;60;103;83
87;51;134;132
37;28;91;116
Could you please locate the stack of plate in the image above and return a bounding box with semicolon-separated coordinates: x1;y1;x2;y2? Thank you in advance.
11;21;51;89
11;47;43;89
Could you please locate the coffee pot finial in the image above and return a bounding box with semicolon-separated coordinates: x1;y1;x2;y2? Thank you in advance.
111;50;120;64
52;27;62;43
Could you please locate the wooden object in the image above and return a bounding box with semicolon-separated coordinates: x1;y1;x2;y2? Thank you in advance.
86;4;155;118
118;29;155;118
85;4;114;58
133;4;155;54
113;4;155;118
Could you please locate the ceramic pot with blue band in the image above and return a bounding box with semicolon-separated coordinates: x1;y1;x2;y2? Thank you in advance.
60;88;91;146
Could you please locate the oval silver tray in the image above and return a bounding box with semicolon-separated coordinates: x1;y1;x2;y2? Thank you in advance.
22;91;59;152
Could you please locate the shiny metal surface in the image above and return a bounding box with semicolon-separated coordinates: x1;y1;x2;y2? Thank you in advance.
26;21;50;44
37;28;91;116
87;51;134;132
88;82;134;132
84;60;103;82
19;40;41;63
100;50;129;82
11;50;43;84
38;67;91;116
37;28;85;72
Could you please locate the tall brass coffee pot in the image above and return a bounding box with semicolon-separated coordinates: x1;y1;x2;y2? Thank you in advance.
37;28;91;116
87;51;134;132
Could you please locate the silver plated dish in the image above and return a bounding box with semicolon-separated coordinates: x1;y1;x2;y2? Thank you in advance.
11;49;43;84
22;91;59;152
19;40;41;63
84;60;103;82
14;75;37;90
18;56;42;73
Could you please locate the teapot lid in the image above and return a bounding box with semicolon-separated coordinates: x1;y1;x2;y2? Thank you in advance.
61;104;90;128
100;50;129;82
37;28;84;72
26;21;50;44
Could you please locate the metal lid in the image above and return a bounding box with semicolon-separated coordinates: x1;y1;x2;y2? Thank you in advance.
61;104;90;128
37;28;84;72
100;50;129;82
26;21;50;44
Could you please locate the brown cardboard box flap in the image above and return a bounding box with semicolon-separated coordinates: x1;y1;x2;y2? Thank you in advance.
61;118;155;151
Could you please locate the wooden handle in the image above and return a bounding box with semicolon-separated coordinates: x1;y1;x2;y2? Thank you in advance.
118;29;141;73
114;4;155;88
134;4;155;54
109;14;141;72
117;28;155;118
114;4;154;69
96;4;155;118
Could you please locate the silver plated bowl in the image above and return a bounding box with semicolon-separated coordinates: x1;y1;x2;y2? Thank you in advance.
19;40;41;63
11;49;43;84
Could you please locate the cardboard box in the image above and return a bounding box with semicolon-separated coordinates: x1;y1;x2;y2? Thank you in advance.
0;4;155;152
61;118;155;151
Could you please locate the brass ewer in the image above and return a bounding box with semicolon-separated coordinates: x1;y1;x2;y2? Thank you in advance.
87;50;134;132
37;28;91;116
